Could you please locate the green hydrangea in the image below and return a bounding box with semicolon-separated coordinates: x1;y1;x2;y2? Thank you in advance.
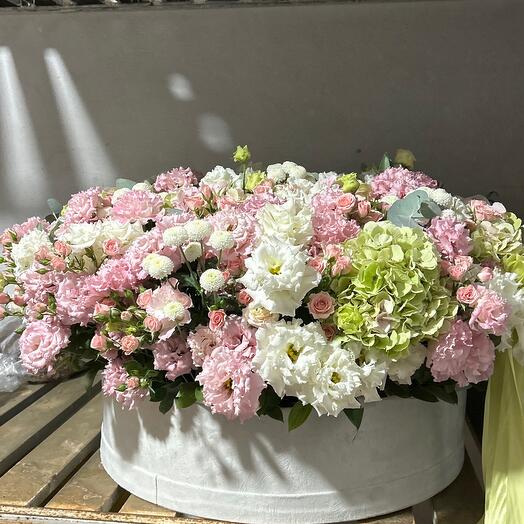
471;213;522;262
503;251;524;286
333;222;457;354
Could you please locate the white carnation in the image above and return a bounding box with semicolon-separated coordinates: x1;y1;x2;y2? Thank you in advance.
183;242;202;262
132;181;153;192
163;226;188;247
209;230;235;251
57;222;101;252
238;239;321;316
11;229;52;275
282;161;307;180
200;166;242;191
266;164;287;183
200;269;226;292
99;220;143;249
185;220;213;241
111;187;130;204
253;319;328;397
258;199;312;246
141;253;174;280
266;161;308;183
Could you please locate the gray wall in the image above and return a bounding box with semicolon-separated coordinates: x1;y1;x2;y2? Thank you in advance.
0;0;523;229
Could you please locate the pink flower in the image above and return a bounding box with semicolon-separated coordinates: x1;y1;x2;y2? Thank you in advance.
12;294;25;307
237;289;253;306
456;285;481;306
137;289;153;308
336;193;356;212
185;195;205;211
427;217;472;262
102;358;148;410
54;241;71;257
196;347;265;422
469;289;509;335
151;335;193;380
121;335;140;354
371;167;437;199
478;266;494;283
308;256;326;273
444;255;474;281
63;187;101;224
208;210;259;258
332;255;352;276
19;318;71;375
153;167;197;192
91;333;108;350
112;190;163;224
50;257;66;272
322;324;337;341
469;199;504;222
0;293;10;305
94;302;111;317
103;239;121;257
11;217;49;239
209;309;226;331
120;310;133;322
427;319;495;386
144;315;162;332
357;200;371;218
35;246;51;262
188;325;218;367
126;377;140;389
308;292;336;320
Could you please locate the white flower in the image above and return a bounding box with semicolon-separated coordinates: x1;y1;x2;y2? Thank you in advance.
141;253;174;280
266;161;307;183
11;229;52;275
132;181;153;192
238;239;321;316
57;222;101;252
163;301;186;321
200;166;242;191
185;220;213;241
258;199;312;246
266;164;287;183
355;360;388;402
242;302;279;327
209;230;235;251
163;226;188;247
253;319;328;397
99;220;143;249
200;269;226;292
183;242;202;262
111;187;131;204
368;343;426;385
487;270;524;364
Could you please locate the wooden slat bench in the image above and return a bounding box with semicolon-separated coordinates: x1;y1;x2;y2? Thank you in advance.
0;376;484;523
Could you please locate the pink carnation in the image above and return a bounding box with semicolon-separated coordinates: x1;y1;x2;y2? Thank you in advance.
102;358;149;410
19;318;71;375
10;217;49;239
196;347;265;422
151;335;193;380
112;190;163;224
469;199;504;222
188;325;218;367
469;288;509;335
371;167;437;199
153;167;197;192
427;319;495;387
63;187;101;224
427;217;472;262
20;269;63;321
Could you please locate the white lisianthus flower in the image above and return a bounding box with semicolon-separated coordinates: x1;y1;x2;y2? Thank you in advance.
242;302;279;327
238;239;321;316
300;342;363;416
200;269;226;292
183;242;202;262
253;319;328;397
99;220;143;249
11;229;52;275
209;230;235;251
185;220;213;242
258;199;313;246
132;181;153;192
141;253;174;280
355;361;388;403
58;222;101;252
266;164;287;183
111;187;131;204
367;343;427;385
487;270;524;364
163;301;186;322
200;166;242;191
163;226;189;247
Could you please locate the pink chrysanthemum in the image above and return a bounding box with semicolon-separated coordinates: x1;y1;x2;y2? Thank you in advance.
427;319;495;387
19;317;71;375
371;167;437;199
151;334;193;380
427;217;472;262
112;190;163;224
102;358;149;410
153;167;197;192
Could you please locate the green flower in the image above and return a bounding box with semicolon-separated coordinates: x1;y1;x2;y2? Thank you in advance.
394;149;416;170
503;251;524;286
336;173;360;193
471;213;522;262
233;145;251;164
334;222;457;354
245;170;266;192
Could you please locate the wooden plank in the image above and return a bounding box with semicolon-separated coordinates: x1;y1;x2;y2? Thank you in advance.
0;394;102;507
46;450;122;513
432;455;484;524
0;382;56;426
0;374;99;475
119;495;176;517
359;508;414;523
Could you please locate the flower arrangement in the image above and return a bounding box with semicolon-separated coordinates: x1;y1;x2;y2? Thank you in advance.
1;146;524;430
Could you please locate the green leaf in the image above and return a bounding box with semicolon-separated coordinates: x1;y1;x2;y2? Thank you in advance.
425;384;458;404
288;401;313;431
115;178;137;189
124;360;144;377
387;190;431;228
343;407;364;429
159;395;175;414
257;386;282;415
266;406;284;423
378;154;391;171
47;198;62;216
175;382;198;409
411;386;439;403
195;385;204;403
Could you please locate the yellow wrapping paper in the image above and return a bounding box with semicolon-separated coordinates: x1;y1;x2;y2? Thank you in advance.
483;350;524;524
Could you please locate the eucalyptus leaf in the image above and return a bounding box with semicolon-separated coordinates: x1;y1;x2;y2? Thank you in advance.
47;198;62;216
116;178;137;189
387;190;433;228
378;154;391;172
288;402;313;431
165;208;184;215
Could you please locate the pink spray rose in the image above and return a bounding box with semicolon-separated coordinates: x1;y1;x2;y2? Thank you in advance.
91;333;108;351
456;285;481;306
121;335;140;354
103;239;121;257
209;309;226;331
144;315;162;332
308;292;336;320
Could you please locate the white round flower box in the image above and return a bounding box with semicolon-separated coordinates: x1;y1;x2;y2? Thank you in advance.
101;391;466;524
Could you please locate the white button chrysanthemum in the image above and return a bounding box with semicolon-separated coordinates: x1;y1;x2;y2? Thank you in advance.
141;253;174;280
183;241;202;262
199;269;226;292
163;301;186;321
163;226;188;247
208;230;235;251
186;220;213;241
